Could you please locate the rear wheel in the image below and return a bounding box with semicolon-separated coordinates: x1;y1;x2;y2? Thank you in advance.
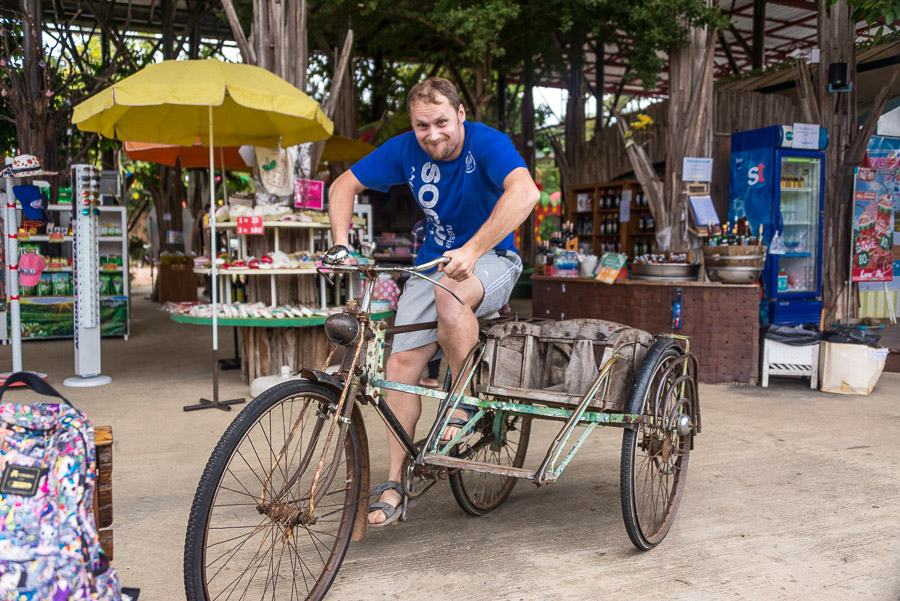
449;411;531;516
620;339;694;551
184;380;361;601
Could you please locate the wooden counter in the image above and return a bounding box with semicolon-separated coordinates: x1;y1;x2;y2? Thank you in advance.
532;276;760;384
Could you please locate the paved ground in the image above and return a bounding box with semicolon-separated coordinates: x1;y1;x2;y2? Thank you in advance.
2;288;899;600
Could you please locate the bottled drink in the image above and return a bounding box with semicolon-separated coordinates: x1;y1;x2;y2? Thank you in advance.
638;215;645;232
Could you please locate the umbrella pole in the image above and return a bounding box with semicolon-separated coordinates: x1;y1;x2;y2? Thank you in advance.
218;146;241;371
184;106;245;412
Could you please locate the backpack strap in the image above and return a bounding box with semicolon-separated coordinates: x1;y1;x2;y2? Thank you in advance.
0;371;74;408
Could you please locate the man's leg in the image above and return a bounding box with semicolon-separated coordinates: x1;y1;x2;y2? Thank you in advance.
368;341;437;525
434;276;486;439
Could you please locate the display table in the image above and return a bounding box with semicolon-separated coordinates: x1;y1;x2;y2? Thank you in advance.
532;276;760;384
171;310;395;383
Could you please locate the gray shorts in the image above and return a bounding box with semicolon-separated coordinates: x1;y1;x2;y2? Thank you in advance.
391;251;523;353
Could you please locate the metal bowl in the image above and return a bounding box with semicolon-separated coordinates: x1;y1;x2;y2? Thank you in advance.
631;262;701;280
705;265;763;284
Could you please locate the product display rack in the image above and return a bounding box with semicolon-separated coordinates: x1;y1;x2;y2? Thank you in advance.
201;220;332;309
568;180;657;259
4;201;129;340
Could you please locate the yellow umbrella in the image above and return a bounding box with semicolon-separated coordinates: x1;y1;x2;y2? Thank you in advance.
72;58;333;146
321;135;375;163
73;58;334;411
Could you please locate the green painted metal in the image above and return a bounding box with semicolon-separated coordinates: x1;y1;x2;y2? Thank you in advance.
170;309;395;328
491;410;506;453
371;378;647;426
552;422;598;477
436;409;486;456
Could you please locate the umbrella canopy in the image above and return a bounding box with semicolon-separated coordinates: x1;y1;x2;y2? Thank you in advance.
72;59;333;146
123;135;374;170
321;135;375;163
123;139;250;170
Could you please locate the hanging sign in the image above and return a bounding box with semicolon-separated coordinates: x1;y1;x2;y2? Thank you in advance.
682;157;713;182
595;252;627;284
792;123;821;150
851;167;894;282
294;178;324;210
236;216;265;235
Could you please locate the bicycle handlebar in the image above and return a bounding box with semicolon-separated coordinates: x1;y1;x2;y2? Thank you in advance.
319;246;463;305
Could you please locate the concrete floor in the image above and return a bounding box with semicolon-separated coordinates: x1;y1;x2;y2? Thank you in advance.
2;288;899;600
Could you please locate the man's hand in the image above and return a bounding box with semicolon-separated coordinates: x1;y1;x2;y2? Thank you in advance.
440;246;478;281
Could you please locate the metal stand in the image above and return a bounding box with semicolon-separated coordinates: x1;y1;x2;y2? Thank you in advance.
183;349;245;411
218;327;241;371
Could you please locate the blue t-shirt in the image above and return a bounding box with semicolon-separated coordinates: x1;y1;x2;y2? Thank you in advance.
351;121;526;265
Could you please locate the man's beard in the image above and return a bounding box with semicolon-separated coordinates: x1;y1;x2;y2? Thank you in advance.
424;135;459;161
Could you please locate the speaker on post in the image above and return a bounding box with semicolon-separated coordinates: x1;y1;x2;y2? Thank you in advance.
828;62;851;92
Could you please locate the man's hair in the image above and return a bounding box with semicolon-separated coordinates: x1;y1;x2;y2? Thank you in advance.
407;77;462;113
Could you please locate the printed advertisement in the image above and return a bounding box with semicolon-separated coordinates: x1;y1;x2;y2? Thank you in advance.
851;167;895;282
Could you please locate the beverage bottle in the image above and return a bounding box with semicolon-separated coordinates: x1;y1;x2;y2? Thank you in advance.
638;215;645;231
646;215;654;231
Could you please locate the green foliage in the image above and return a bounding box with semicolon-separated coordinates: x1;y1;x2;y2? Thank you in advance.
835;0;900;42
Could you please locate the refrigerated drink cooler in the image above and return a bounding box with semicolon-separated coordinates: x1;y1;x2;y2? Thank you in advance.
730;125;827;326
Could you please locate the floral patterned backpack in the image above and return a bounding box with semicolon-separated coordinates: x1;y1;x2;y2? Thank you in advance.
0;372;125;601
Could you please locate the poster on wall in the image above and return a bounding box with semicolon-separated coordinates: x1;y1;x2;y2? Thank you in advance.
851;167;895;282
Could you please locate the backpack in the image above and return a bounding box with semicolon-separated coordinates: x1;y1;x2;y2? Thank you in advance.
0;372;125;601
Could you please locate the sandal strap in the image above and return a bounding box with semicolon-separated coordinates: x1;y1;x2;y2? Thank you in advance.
372;480;403;495
368;500;399;514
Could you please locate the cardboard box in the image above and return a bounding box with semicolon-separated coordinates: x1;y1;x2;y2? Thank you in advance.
818;341;888;395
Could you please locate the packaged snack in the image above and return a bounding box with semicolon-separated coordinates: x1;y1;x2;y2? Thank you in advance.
36;275;52;297
109;274;124;296
52;273;69;296
98;273;111;295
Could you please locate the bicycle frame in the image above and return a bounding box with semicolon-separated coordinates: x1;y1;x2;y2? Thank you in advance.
300;260;698;523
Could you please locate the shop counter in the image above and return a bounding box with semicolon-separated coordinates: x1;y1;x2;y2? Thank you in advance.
532;275;760;384
171;310;395;383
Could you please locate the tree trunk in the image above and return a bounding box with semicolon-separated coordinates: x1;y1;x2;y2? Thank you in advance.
817;1;856;323
520;67;536;266
663;22;715;252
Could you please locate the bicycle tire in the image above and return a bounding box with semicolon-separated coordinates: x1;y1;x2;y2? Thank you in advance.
620;338;692;551
449;412;531;516
184;380;361;601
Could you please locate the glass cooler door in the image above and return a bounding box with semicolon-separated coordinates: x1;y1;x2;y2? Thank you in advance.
774;156;821;295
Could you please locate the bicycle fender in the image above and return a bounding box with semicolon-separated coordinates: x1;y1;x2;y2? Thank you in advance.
350;403;370;542
299;369;345;396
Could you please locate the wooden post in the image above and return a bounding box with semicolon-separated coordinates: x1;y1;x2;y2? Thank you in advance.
816;0;856;323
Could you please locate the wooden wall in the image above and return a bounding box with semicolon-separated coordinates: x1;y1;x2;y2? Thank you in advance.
573;89;804;186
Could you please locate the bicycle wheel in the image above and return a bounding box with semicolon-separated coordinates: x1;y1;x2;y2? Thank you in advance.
620;338;693;551
185;380;361;601
449;411;531;516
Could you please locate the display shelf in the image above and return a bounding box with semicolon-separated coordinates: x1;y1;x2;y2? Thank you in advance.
193;267;318;276
206;220;331;230
783;221;813;226
19;294;127;300
779;188;813;192
170;309;395;328
99;236;125;242
782;252;812;258
24;235;74;242
568;180;656;258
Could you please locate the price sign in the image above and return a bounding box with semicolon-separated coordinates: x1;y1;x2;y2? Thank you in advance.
595;252;627;284
236;216;265;235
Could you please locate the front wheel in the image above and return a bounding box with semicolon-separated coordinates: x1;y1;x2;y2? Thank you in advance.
184;380;362;601
620;339;694;551
449;411;531;516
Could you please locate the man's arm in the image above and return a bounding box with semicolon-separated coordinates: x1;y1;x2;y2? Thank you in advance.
327;169;368;248
441;166;539;281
